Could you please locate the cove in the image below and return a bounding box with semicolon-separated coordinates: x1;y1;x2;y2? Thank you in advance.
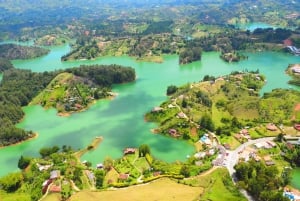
0;44;300;177
291;168;300;190
236;22;277;32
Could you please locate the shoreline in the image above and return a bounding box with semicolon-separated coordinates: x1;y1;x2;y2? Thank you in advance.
55;93;119;117
0;132;39;149
74;136;104;160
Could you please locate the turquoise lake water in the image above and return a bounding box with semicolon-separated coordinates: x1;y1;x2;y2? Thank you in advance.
0;43;300;191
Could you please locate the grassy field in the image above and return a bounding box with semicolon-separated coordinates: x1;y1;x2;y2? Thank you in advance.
30;72;73;108
219;135;241;150
70;178;203;201
182;168;246;201
0;191;31;201
41;193;61;201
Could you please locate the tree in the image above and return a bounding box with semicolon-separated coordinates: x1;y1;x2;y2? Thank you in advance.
139;144;151;157
180;165;190;177
0;172;23;192
181;98;187;108
166;85;178;95
103;157;114;171
199;114;215;131
18;155;31;170
276;133;284;142
95;169;105;189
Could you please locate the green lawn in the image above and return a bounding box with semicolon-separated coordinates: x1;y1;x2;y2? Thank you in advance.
133;157;150;172
0;190;31;201
182;168;247;201
219;135;241;150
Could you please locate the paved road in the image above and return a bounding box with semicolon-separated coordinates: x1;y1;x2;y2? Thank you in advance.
221;137;275;201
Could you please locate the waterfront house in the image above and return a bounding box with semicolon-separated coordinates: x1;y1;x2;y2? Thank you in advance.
169;129;180;137
123;148;136;155
96;163;104;169
151;107;163;112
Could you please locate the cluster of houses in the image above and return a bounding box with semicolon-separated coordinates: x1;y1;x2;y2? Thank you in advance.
42;170;61;194
235;123;279;142
234;129;251;141
238;140;277;166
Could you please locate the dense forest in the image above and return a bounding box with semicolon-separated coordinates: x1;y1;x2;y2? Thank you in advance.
0;44;49;60
234;160;289;201
0;64;135;146
0;58;13;71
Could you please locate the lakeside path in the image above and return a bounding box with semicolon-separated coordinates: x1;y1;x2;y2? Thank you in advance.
223;137;276;201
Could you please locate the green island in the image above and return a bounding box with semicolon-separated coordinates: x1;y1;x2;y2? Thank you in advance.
0;63;135;147
0;0;300;201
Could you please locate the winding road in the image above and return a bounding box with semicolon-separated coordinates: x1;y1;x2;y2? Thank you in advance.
222;137;276;201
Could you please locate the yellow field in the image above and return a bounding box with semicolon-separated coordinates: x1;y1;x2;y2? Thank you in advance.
41;193;61;201
70;178;203;201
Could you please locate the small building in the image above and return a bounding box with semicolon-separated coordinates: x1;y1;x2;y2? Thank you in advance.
223;144;231;150
118;173;129;181
254;142;264;149
234;134;243;140
240;129;249;135
177;112;187;119
153;171;161;177
200;135;211;145
123;148;136;155
169;129;180;137
195;161;203;166
75;103;82;109
49;184;61;193
50;170;60;180
266;141;276;148
194;152;206;159
265;160;275;166
263;156;275;166
96;163;104;169
294;124;300;131
37;163;52;171
168;104;176;108
266;123;277;131
151;107;163;112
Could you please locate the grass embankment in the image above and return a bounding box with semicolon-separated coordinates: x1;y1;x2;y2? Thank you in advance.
182;168;247;201
74;137;103;160
30;72;73;108
70;178;203;201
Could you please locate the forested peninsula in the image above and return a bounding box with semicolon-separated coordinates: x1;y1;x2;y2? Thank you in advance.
0;61;135;147
0;44;49;60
